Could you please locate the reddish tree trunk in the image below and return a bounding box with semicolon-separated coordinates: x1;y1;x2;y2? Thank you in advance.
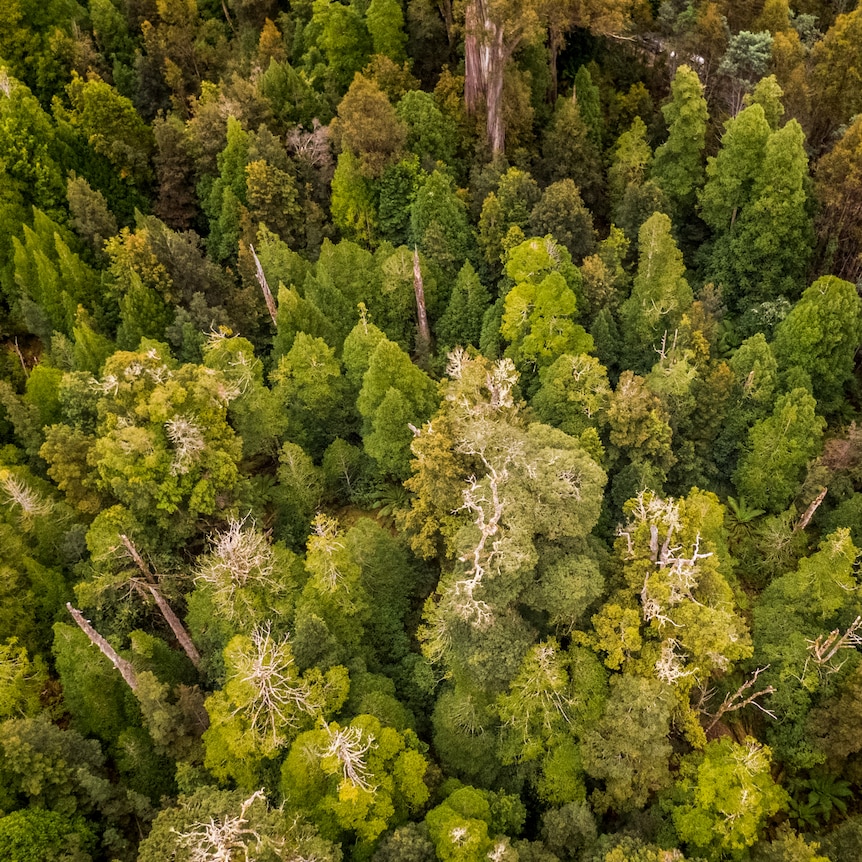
465;0;508;155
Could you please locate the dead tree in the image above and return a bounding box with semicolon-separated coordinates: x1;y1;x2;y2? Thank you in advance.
119;534;202;669
66;603;140;692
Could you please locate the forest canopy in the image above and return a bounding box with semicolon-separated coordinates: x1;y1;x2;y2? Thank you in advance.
1;0;862;860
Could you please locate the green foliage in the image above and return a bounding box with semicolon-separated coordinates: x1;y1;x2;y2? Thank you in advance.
581;674;674;813
397;90;456;169
772;276;862;414
500;237;591;380
331;150;379;246
436;261;490;352
733;388;825;512
651;65;708;220
0;638;48;720
280;714;431;847
366;0;408;61
541;95;603;213
711;120;813;310
0;808;95;862
410;169;475;280
356;337;438;478
670;738;787;857
620;212;693;372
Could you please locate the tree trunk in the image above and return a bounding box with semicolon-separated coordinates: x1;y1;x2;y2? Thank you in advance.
548;28;562;103
120;534;202;669
465;0;508;155
249;243;278;325
66;603;140;693
413;248;432;363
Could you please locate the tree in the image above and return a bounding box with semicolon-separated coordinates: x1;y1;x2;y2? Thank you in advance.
366;0;408;61
203;625;349;784
573;66;602;147
271;332;349;458
717;31;775;114
733;388;825;513
203;116;249;261
68;343;244;539
607;116;653;226
579;225;630;320
745;74;785;130
815;114;862;282
809;6;862;143
66;174;117;261
396;90;457;169
331;151;379;247
651;65;708;222
245;159;302;247
529;180;595;264
477;168;540;271
607;371;676;481
772;276;862;414
356;337;439;478
138;786;341;862
0;639;48;720
619;212;693;372
532;353;611;438
500;237;592;382
581;674;674;813
280;714;430;848
541;94;603;213
0;808;95;862
436;261;491;351
336;74;407;179
462;0;544;154
410;169;475;280
699;103;772;234
713;119;813;310
311;0;373;96
63;72;154;188
670;738;787;857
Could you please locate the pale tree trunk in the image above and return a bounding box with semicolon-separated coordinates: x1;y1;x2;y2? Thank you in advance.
249;243;278;325
66;603;139;693
413;248;431;362
120;534;202;669
465;0;508;155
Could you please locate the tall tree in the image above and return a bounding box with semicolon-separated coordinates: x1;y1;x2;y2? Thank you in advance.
462;0;544;155
651;65;708;223
711;120;813;310
620;212;693;372
733;388;825;513
772;276;862;414
814;114;862;282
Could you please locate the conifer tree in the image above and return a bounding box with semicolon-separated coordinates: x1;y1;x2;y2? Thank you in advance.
619;212;693;372
651;65;708;223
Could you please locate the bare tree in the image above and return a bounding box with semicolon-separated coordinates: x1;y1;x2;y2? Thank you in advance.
174;790;274;862
316;723;377;791
697;665;777;734
231;623;322;747
195;517;281;621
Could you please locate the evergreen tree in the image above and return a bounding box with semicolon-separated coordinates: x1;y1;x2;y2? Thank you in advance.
651;65;708;223
436;261;490;352
733;388;825;513
713;120;813;310
619;212;693;372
